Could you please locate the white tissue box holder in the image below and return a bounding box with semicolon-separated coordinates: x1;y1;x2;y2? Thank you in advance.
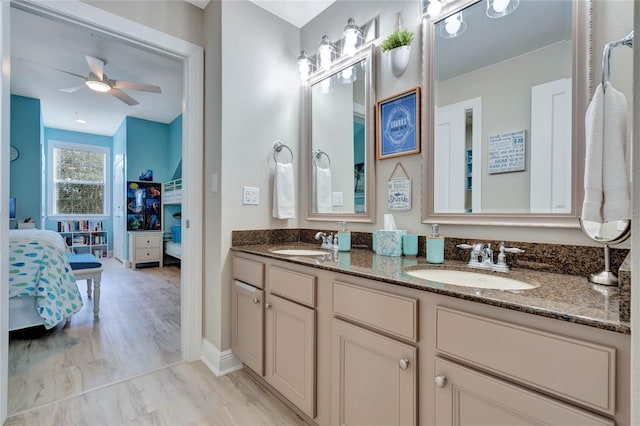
375;230;406;257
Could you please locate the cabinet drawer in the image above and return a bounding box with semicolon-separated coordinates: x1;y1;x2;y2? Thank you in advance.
267;266;315;307
233;257;264;289
435;307;616;415
333;281;418;342
134;234;161;248
135;247;161;261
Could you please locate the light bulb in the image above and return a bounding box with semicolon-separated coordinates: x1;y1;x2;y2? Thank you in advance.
296;50;313;82
318;35;335;70
492;0;509;13
445;15;461;35
427;0;442;17
343;29;358;56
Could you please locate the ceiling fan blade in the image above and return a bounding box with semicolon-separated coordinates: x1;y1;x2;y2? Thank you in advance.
14;56;86;79
110;88;139;106
85;55;104;80
113;80;162;93
59;84;86;93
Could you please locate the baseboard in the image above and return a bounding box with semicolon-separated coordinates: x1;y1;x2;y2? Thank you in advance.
201;338;243;376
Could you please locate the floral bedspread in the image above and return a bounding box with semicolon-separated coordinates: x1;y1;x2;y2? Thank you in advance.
9;238;83;329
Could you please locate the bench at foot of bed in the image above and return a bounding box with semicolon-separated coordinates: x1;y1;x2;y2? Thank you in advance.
66;254;104;319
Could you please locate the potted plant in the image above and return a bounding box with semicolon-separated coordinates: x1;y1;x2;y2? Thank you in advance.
380;28;414;77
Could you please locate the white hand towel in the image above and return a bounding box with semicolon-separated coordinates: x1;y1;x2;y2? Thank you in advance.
582;83;604;222
315;166;332;213
272;162;296;219
602;83;631;221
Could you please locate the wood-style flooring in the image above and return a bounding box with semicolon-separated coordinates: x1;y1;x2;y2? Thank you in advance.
8;259;182;416
5;362;307;426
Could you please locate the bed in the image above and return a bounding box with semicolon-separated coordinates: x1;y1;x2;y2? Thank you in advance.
9;229;83;331
163;178;182;263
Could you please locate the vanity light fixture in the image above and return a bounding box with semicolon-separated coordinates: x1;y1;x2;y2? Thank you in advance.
439;12;466;38
297;50;315;82
486;0;519;18
342;18;363;57
85;78;111;93
422;0;444;18
318;35;337;71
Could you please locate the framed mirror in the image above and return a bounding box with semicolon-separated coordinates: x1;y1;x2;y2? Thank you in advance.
306;44;376;222
422;0;591;227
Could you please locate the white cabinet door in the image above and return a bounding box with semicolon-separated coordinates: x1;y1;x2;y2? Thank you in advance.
231;280;264;375
331;318;417;426
265;293;315;418
434;358;613;426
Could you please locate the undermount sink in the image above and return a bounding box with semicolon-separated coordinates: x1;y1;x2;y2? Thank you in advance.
270;248;329;256
405;269;538;291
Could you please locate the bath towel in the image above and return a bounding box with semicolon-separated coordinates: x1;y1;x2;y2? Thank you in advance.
582;82;630;222
315;166;333;214
273;162;296;219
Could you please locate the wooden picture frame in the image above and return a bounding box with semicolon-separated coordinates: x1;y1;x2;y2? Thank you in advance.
376;87;421;159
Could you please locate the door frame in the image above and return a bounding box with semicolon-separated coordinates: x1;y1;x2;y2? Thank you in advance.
0;1;204;421
435;97;482;213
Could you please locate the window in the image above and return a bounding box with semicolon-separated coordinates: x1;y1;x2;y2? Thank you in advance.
48;141;110;217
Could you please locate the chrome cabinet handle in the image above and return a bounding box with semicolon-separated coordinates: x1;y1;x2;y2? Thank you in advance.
265;303;272;309
435;375;447;388
252;297;260;304
398;359;410;370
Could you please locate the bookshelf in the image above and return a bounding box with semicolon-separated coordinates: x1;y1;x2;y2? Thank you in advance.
57;220;108;258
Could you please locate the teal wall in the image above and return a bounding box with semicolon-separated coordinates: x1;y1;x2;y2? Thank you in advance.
168;115;182;179
10;95;42;228
43;128;114;251
126;117;171;183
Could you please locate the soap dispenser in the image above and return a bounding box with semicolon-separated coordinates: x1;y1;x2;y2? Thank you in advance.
337;221;351;252
426;224;444;264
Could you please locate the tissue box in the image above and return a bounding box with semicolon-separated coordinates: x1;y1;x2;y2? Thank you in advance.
375;230;406;257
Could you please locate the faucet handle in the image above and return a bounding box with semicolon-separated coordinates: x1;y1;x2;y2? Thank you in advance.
503;247;524;254
456;244;474;250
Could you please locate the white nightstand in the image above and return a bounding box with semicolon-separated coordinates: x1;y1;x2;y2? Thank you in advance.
129;231;163;269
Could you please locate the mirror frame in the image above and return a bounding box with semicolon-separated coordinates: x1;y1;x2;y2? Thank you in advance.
421;0;592;227
305;44;376;223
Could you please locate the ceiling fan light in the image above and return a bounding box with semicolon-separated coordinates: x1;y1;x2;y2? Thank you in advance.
85;79;111;93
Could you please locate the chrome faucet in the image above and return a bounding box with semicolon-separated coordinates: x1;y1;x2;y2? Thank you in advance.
457;242;524;272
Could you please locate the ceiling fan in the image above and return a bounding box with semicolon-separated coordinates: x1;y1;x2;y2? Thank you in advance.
58;55;162;106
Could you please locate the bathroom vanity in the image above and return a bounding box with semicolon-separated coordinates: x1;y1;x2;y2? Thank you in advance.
231;245;629;426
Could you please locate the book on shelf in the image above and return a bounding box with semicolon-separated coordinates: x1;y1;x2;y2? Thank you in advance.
57;220;104;233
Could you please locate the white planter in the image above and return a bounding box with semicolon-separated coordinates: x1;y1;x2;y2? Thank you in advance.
387;45;411;77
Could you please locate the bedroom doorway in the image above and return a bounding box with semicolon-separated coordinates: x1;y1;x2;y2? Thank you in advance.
1;1;203;421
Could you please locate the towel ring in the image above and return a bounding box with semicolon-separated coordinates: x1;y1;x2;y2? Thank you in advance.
312;149;331;168
601;30;633;90
273;142;293;164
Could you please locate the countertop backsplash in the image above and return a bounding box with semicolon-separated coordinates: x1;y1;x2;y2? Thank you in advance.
232;228;628;277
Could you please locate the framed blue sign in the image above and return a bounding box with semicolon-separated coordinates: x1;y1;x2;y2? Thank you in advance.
376;87;421;159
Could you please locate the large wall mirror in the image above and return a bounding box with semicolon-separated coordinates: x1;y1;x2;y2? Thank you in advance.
422;0;591;227
306;44;376;222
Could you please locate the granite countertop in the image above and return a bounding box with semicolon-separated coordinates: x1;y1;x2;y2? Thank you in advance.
231;243;630;334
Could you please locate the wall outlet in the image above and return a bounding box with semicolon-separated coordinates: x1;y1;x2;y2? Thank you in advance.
332;192;343;206
243;186;259;205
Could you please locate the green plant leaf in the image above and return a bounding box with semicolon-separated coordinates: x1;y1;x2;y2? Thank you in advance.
380;28;414;52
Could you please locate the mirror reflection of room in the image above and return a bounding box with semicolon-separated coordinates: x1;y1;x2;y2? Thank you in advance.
433;0;572;214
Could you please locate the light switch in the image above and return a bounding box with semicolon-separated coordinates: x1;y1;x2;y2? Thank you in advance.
243;186;259;205
332;192;343;206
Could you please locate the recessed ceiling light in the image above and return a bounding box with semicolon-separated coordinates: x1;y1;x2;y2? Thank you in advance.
75;119;87;124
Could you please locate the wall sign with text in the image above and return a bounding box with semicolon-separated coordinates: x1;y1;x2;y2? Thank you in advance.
376;87;421;160
488;129;526;174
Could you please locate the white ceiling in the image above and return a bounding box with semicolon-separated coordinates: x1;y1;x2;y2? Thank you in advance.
10;7;183;136
248;0;336;28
